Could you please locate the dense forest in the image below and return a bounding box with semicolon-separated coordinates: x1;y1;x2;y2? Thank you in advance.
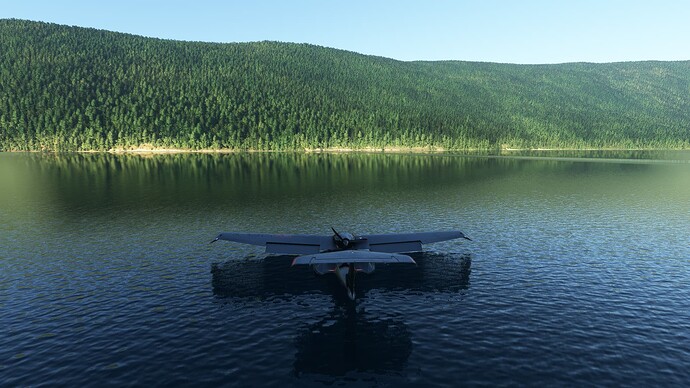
1;19;689;151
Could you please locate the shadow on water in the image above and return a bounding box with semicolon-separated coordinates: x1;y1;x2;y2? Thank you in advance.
211;252;472;301
292;303;412;378
211;252;470;379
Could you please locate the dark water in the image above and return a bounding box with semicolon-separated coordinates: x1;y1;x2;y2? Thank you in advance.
1;152;689;386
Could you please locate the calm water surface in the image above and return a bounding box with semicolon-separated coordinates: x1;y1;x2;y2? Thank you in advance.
1;152;689;386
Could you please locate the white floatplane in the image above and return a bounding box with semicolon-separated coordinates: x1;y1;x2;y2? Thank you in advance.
211;228;471;300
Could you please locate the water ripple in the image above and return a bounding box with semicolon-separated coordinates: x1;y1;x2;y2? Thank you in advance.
3;153;690;386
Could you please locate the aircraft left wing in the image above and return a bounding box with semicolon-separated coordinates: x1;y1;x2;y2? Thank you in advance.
212;232;336;255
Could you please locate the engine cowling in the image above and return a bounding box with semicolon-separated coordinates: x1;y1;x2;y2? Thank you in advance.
332;229;355;249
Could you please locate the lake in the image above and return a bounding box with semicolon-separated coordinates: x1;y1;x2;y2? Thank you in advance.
1;151;689;386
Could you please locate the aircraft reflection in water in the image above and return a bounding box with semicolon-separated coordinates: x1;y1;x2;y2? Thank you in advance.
212;229;470;300
211;252;471;378
211;252;472;301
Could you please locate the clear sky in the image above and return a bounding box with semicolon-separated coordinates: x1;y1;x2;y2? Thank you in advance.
3;0;689;64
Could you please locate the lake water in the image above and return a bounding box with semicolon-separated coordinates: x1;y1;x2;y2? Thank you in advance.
1;151;689;386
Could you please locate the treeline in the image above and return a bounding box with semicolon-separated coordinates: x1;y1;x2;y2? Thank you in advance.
1;19;689;151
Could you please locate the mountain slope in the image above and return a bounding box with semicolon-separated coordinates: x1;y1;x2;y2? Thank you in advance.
1;19;689;151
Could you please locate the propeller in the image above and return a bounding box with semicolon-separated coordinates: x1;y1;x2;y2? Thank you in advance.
331;227;351;248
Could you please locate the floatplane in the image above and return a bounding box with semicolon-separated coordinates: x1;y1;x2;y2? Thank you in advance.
211;228;471;300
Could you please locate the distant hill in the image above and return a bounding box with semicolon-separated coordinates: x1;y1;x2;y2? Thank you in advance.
1;18;689;151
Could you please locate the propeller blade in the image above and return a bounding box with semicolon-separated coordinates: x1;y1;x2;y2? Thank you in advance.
331;227;343;241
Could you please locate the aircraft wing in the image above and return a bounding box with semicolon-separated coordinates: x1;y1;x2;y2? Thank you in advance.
361;230;469;253
213;232;336;255
213;230;470;255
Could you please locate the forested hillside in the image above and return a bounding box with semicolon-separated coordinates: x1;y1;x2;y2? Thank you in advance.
1;19;689;151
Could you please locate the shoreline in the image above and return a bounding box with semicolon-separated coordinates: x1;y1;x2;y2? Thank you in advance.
92;142;690;154
105;146;452;154
82;147;690;156
3;146;688;155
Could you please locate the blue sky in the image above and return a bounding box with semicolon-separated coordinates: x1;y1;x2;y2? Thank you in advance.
3;0;689;64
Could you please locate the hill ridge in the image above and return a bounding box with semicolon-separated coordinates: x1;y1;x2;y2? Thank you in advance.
1;18;689;151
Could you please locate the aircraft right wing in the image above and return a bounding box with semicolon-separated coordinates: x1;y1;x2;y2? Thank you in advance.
361;231;469;253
